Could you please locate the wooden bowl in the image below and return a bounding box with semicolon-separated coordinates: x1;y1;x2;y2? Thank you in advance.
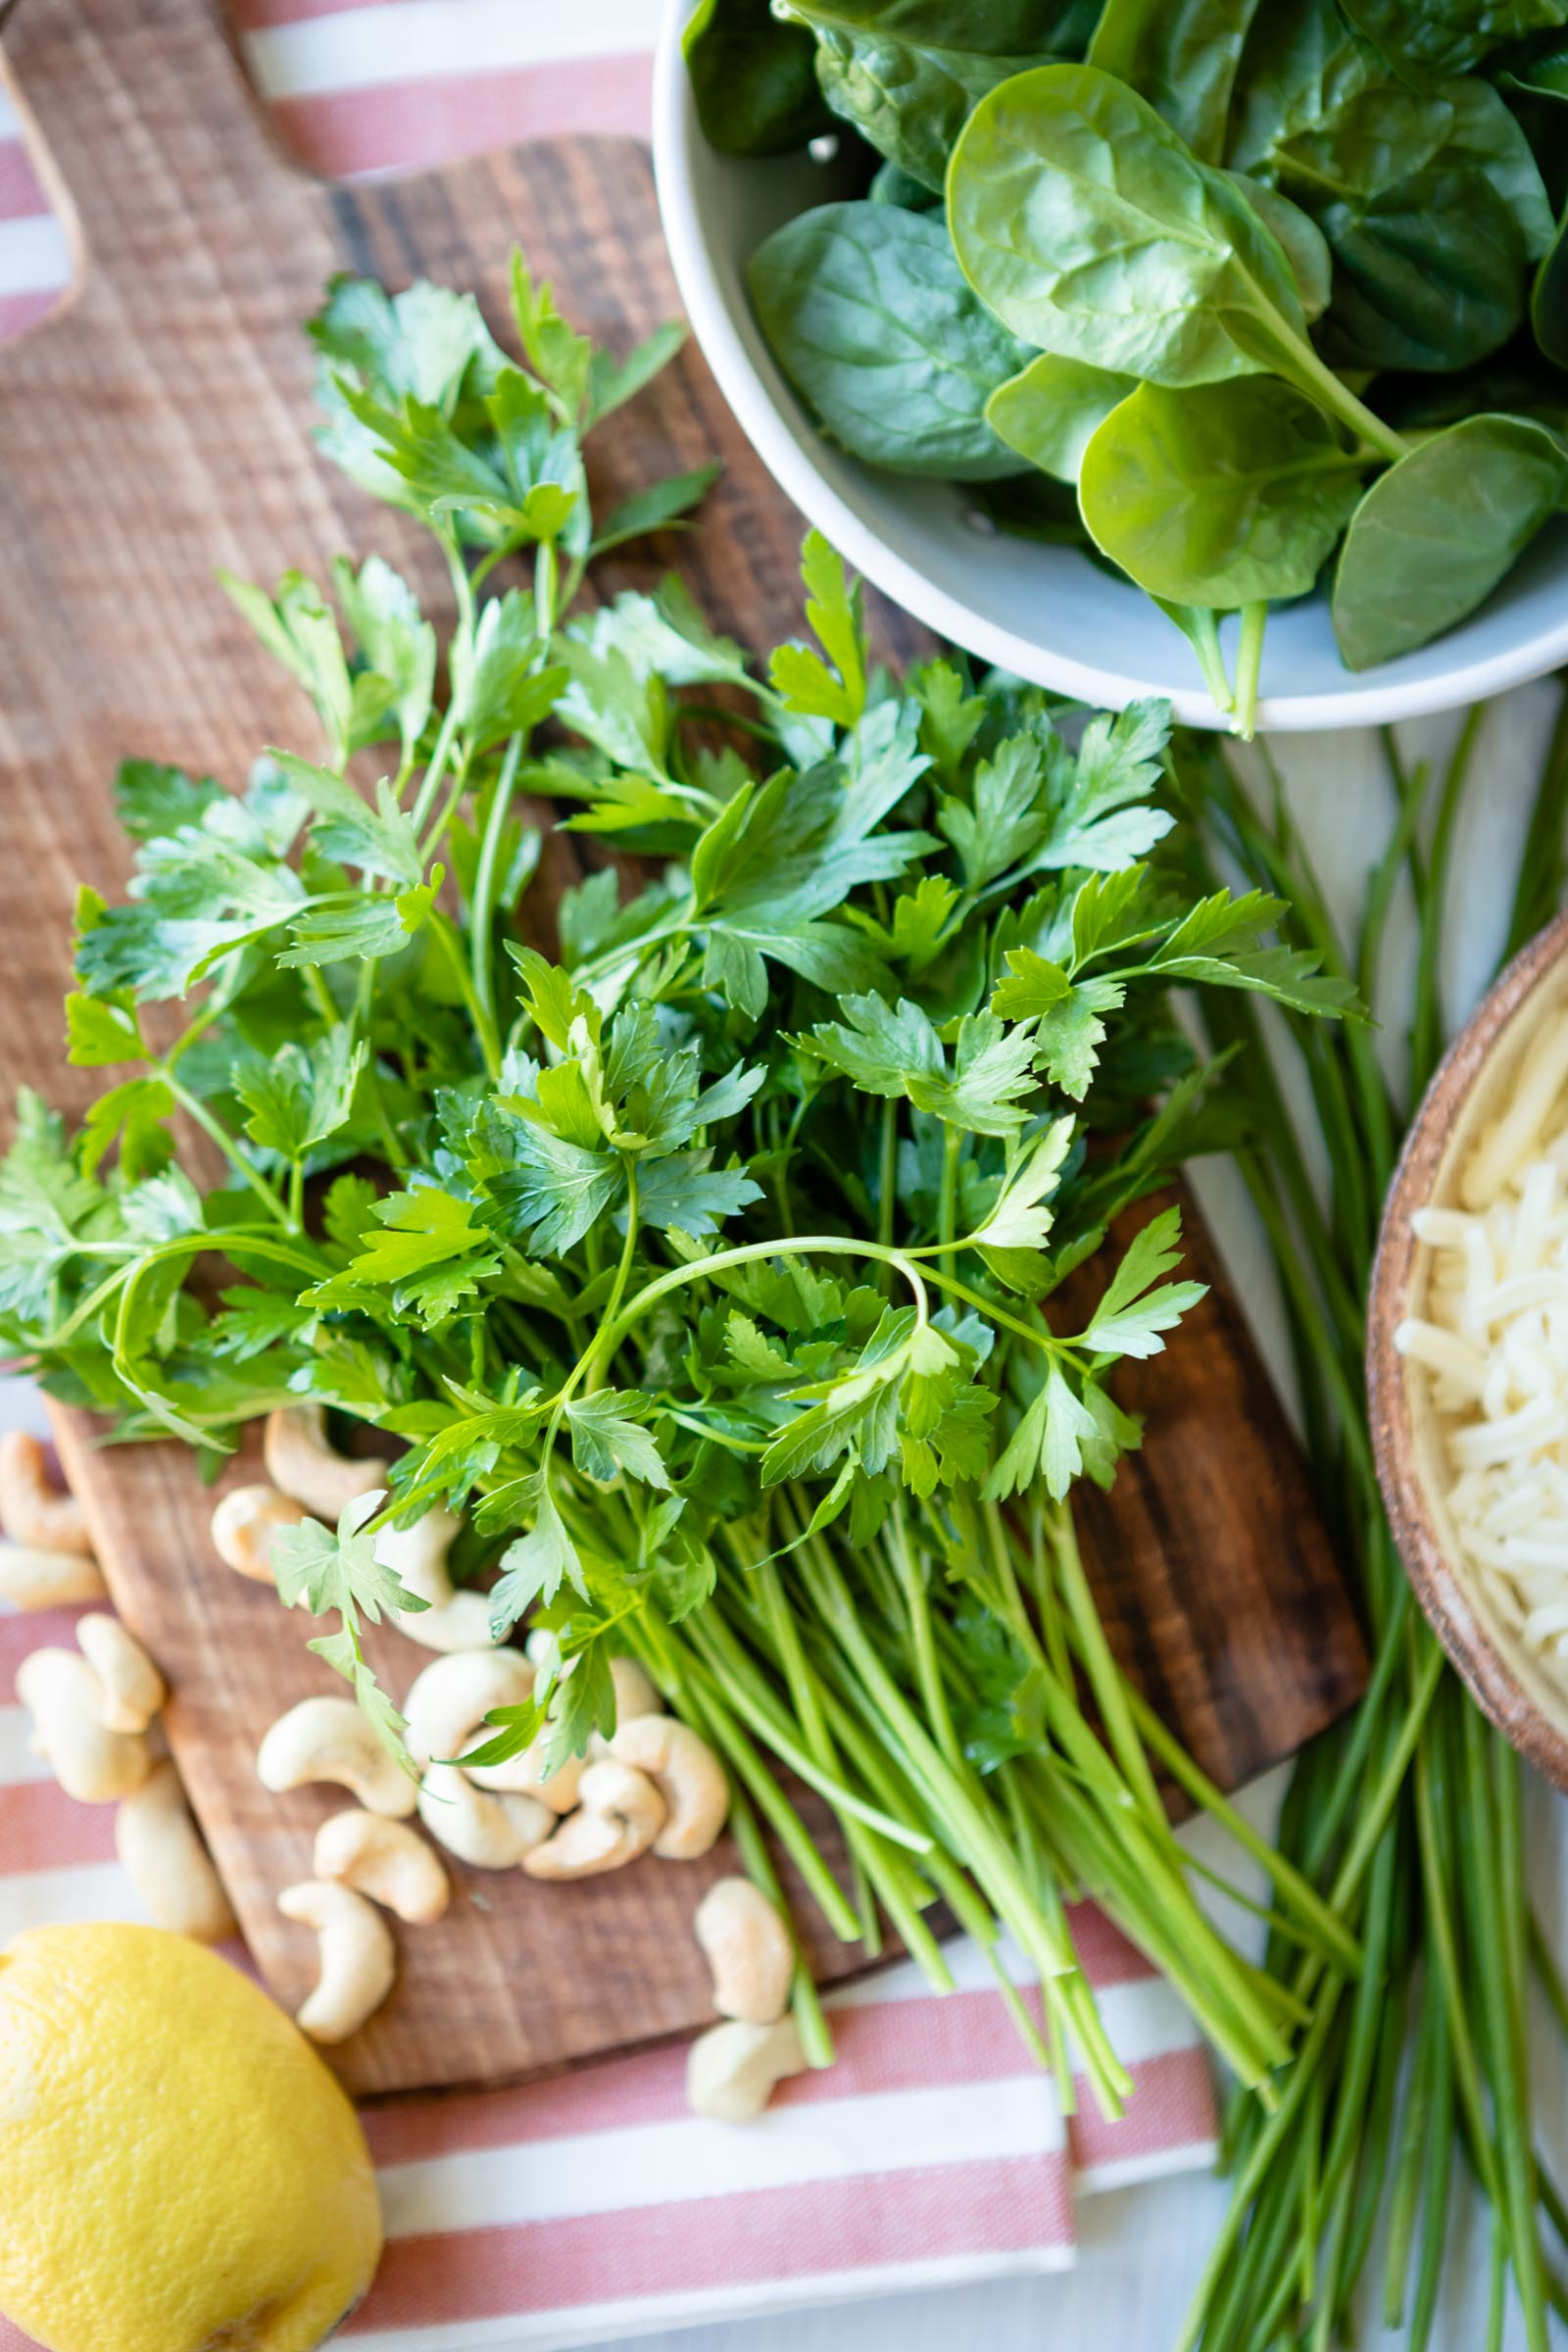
1369;907;1568;1787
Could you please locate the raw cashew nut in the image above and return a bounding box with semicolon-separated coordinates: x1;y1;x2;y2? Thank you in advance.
75;1614;165;1735
375;1507;496;1652
587;1655;666;1757
610;1716;729;1859
521;1758;666;1880
263;1404;381;1522
402;1646;582;1809
315;1807;450;1924
609;1654;663;1724
404;1647;533;1770
480;1741;587;1811
416;1760;552;1868
14;1647;153;1802
115;1760;236;1941
257;1695;416;1819
277;1879;395;2044
686;2018;807;2123
0;1432;93;1557
0;1544;106;1610
210;1482;305;1584
694;1878;794;2026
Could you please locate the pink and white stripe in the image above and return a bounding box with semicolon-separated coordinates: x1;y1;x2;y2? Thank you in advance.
241;0;656;179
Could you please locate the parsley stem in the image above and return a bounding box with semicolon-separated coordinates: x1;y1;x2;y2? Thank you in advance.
724;1780;837;2068
420;742;478;866
599;1234;932;1357
1120;1682;1360;1976
409;695;465;837
302;966;340;1029
876;1099;897;1259
795;1536;1087;1989
164;1074;292;1227
534;538;558;637
470;731;525;1031
581;1161;638;1398
162;997;220;1072
426;910;501;1083
567;912;692;990
672;1650;866;1936
1044;1498;1165;1832
910;1261;1063;1356
884;1495;963;1775
682;1608;932;1854
30;1228;324;1355
937;1125;959;1253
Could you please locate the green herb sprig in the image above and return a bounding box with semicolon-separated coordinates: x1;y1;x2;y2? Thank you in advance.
0;257;1354;2112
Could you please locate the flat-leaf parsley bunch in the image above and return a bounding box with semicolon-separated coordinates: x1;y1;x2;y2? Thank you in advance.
0;257;1357;2112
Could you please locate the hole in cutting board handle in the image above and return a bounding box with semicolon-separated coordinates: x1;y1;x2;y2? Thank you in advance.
0;48;81;348
0;0;299;327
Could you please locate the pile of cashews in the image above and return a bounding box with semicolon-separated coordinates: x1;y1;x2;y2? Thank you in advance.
232;1407;804;2115
1;1432;236;1944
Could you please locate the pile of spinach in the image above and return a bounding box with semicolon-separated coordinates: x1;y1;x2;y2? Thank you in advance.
689;0;1568;726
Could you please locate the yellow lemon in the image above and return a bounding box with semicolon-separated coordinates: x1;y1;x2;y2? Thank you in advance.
0;1921;382;2352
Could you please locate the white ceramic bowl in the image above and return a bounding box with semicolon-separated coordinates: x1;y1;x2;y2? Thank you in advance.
652;0;1568;732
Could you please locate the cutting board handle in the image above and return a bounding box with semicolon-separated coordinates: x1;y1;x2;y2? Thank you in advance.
1;0;293;318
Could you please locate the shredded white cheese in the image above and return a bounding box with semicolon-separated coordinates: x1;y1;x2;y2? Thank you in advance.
1396;1012;1568;1677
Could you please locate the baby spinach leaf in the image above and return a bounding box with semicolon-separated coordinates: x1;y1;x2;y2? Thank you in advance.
1446;74;1558;244
1224;0;1394;173
813;26;1051;191
869;160;942;208
1331;409;1568;665
1338;0;1568;85
683;0;835;154
1535;197;1568;364
1254;73;1551;371
787;1;1098;190
748;203;1031;478
986;354;1139;482
1225;177;1334;319
1315;162;1531;373
966;471;1092;543
1078;378;1368;607
1492;24;1568;96
948;64;1311;387
1378;342;1568;437
1228;0;1549;234
1087;0;1266;162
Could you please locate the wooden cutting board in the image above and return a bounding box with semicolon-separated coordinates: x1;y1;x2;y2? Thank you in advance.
0;0;1365;2098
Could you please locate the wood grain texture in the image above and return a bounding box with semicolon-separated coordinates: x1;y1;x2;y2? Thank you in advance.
1063;1197;1366;1789
0;0;1364;2097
